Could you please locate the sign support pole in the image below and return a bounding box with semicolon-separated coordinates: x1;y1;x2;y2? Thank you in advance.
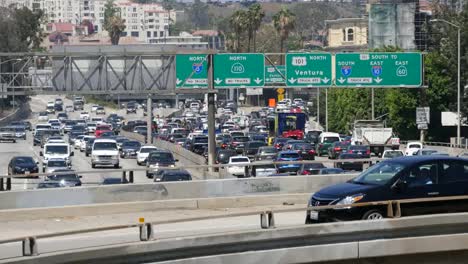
325;88;328;132
317;88;320;128
146;95;152;144
207;54;216;176
371;87;375;120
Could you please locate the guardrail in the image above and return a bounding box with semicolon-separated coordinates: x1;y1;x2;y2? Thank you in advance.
401;140;468;149
0;158;376;191
4;194;468;258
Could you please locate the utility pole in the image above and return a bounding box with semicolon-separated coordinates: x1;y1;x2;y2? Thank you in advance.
316;88;320;129
371;88;375;120
146;95;152;144
207;54;216;176
325;88;328;132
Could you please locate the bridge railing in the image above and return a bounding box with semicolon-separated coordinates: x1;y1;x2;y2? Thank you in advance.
4;194;468;257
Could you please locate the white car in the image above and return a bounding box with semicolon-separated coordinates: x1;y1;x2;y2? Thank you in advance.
47;101;55;108
227;156;250;177
405;142;423;156
74;135;86;149
65;105;74;112
91;139;119;168
38;112;49;121
91;105;99;112
136;145;158;165
382;150;404;159
91;117;104;124
87;122;97;133
80;112;90;120
80;136;95;152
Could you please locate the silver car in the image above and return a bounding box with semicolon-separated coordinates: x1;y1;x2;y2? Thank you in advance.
44;158;70;173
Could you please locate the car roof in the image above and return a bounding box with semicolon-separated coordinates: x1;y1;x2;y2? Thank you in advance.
387;156;464;164
94;139;117;143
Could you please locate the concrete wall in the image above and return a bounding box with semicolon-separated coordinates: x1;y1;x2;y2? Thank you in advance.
0;174;356;210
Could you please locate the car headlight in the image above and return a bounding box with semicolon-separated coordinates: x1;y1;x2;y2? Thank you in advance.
15;166;22;171
336;194;365;205
150;164;159;168
92;155;98;160
112;155;119;159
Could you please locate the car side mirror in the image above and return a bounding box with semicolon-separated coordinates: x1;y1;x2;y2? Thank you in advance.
175;159;179;162
39;151;43;156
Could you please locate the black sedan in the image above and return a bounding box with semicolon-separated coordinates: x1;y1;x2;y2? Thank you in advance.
46;169;82;187
120;140;142;158
8;156;39;176
335;153;364;171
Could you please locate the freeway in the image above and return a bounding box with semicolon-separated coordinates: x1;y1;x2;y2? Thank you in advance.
0;203;305;260
2;95;179;190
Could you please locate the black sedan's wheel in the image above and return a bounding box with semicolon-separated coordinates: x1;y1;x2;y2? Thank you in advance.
362;209;384;220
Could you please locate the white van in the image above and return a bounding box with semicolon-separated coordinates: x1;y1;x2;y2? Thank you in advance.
91;139;119;168
40;142;73;165
317;132;341;156
405;141;423;156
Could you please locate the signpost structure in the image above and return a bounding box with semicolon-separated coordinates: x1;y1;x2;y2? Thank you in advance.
335;53;422;87
213;53;265;88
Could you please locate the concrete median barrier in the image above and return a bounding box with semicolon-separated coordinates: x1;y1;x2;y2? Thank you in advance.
0;174;355;210
0;193;308;221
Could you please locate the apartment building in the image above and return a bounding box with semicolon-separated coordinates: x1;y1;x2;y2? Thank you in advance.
0;0;176;43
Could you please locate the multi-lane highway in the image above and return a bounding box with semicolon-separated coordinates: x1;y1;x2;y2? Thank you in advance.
2;95;179;190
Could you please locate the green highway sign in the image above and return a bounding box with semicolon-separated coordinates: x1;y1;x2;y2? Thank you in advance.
265;65;285;83
175;54;208;88
285;53;332;87
213;53;265;88
335;53;422;87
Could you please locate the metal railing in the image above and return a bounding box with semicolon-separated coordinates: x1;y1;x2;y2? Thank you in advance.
4;194;468;257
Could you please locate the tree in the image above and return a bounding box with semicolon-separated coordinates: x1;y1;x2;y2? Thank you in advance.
229;10;248;52
273;8;295;60
107;16;126;45
188;0;209;29
103;0;125;45
247;4;265;52
13;7;44;50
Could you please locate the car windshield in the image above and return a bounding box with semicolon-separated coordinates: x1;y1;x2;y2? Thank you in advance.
248;142;265;148
162;173;191;181
293;143;313;150
384;151;403;158
260;148;277;154
279;153;300;159
48;173;78;181
93;142;117;150
124;141;141;148
194;137;208;144
409;144;421;149
48;160;67;167
323;137;340;143
421;150;438;155
45;146;68;154
148;152;174;162
353;161;405;186
15;157;35;165
233;136;249;142
231;157;249;163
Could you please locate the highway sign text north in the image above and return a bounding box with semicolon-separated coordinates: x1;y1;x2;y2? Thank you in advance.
213;53;265;88
335;53;422;87
286;53;332;87
176;54;208;88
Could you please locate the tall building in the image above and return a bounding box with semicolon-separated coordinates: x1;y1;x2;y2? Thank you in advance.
0;0;177;43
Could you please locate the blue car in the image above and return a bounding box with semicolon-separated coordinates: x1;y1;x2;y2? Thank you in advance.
275;150;302;174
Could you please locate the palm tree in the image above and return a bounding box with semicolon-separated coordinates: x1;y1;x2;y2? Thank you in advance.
107;16;126;45
248;4;265;52
273;8;295;61
229;10;248;52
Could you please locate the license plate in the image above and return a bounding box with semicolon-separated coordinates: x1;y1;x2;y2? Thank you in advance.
24;171;30;175
358;152;362;155
309;211;318;220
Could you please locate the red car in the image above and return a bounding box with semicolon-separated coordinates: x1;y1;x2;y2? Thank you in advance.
95;124;112;137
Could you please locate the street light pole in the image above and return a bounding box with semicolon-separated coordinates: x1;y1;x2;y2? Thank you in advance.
430;19;461;146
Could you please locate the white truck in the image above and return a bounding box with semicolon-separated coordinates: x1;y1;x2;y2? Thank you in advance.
91;139;119;168
40;142;73;165
351;120;400;157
